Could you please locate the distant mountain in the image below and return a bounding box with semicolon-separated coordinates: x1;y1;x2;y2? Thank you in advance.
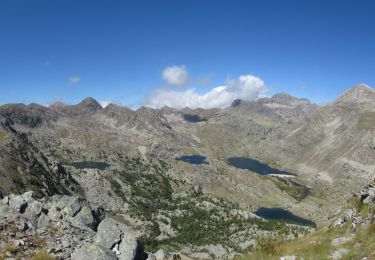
50;97;103;117
334;84;375;104
0;103;57;127
229;93;316;121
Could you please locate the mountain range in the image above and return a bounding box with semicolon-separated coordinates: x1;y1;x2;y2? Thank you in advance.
0;84;374;259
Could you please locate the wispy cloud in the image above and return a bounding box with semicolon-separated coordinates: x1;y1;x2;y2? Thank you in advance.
99;100;112;108
68;76;81;85
162;65;189;87
145;74;267;109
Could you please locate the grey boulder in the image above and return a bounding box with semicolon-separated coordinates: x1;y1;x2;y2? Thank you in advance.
72;243;118;260
72;217;145;260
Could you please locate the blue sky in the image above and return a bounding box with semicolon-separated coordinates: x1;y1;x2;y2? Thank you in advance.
0;0;374;108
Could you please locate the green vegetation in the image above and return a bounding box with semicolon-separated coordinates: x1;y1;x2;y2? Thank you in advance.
106;156;311;254
140;194;308;253
0;130;7;143
12;174;26;191
4;243;18;254
31;250;56;260
108;156;174;220
271;177;310;201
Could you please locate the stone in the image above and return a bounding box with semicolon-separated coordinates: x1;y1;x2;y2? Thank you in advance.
118;236;141;260
47;195;90;220
280;256;297;260
9;195;28;213
199;244;228;259
153;249;166;260
92;205;105;230
147;254;157;260
0;204;17;220
14;239;25;247
24;200;43;226
71;206;95;229
331;248;348;260
352;215;363;224
88;218;145;260
71;243;117;260
2;196;9;205
95;218;124;248
37;212;52;228
18;219;28;231
334;218;344;226
343;209;354;222
360;184;375;205
331;235;354;247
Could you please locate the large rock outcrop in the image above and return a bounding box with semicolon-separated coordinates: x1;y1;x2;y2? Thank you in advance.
0;191;146;260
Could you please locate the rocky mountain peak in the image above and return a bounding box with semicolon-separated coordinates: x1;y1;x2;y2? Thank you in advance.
272;92;294;101
270;93;311;106
77;97;102;110
49;101;68;109
231;99;242;107
335;84;375;103
102;103;135;119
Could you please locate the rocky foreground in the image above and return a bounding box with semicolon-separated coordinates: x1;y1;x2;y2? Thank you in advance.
0;191;150;260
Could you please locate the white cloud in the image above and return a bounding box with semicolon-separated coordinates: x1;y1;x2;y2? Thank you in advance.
162;65;189;87
145;74;266;109
69;76;81;85
99;100;112;108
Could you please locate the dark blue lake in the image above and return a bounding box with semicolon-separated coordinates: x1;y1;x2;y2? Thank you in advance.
183;114;207;123
68;161;110;170
256;207;315;227
227;157;295;176
176;155;208;165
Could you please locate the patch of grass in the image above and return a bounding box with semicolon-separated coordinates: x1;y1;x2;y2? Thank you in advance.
342;220;375;259
0;130;7;143
47;224;64;237
4;243;18;254
238;229;334;260
271;177;310;201
31;250;56;260
109;178;127;201
12;174;25;191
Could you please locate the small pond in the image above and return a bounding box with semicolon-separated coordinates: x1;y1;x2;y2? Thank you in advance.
68;161;110;170
275;178;311;201
183;114;207;123
256;207;315;227
176;155;208;165
227;157;295;176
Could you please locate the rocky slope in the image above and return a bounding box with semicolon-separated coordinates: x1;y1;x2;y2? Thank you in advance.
0;116;80;197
